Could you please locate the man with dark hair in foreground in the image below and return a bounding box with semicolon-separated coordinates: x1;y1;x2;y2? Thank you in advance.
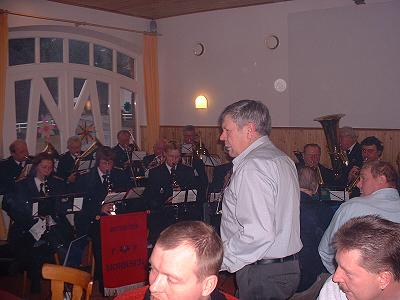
318;215;400;300
115;221;237;300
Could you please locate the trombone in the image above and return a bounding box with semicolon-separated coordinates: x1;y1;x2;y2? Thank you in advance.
71;138;102;175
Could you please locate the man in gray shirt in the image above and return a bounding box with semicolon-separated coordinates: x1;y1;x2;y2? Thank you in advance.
219;100;302;300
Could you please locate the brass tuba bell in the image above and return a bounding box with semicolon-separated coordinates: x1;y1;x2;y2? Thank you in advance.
314;114;349;178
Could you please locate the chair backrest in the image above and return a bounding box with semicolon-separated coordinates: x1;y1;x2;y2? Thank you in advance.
42;263;93;300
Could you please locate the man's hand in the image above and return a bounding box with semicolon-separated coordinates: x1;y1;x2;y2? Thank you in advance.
101;203;115;215
67;173;77;183
348;166;360;182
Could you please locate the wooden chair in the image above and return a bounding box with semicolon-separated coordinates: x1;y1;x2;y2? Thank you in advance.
42;263;93;300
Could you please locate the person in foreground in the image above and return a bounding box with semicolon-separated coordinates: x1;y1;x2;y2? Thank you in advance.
318;160;400;274
318;215;400;300
219;100;302;300
114;221;237;300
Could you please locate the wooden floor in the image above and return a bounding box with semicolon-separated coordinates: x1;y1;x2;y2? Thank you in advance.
0;270;236;299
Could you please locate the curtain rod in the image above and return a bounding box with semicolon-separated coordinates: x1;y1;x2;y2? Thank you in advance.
1;9;159;36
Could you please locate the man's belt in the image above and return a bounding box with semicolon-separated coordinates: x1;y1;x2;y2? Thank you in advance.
252;253;298;265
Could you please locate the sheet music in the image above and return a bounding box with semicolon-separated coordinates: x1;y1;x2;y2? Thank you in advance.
181;143;193;154
29;218;46;241
131;151;147;161
77;160;92;173
125;187;145;199
330;190;349;201
73;197;83;211
171;190;197;203
32;202;38;217
102;192;126;204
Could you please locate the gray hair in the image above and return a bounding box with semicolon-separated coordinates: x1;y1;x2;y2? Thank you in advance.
340;126;358;140
67;136;81;147
298;166;319;193
218;100;272;136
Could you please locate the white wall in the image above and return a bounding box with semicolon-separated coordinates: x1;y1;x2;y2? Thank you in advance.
157;0;398;128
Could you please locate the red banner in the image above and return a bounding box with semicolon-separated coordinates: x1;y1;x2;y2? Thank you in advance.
101;212;148;289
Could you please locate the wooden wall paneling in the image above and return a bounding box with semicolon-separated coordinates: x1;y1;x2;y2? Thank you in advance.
141;126;400;172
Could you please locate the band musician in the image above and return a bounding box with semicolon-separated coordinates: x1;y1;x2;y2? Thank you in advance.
0;139;32;196
71;146;131;292
55;136;84;184
113;129;145;184
298;143;335;187
7;152;72;293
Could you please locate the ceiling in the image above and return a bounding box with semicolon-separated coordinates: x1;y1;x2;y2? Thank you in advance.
48;0;291;20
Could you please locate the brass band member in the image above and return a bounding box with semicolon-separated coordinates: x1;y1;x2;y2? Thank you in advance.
347;136;383;197
8;152;71;293
113;129;144;182
56;136;83;184
0;139;31;195
143;138;168;170
301;143;335;187
71;146;131;294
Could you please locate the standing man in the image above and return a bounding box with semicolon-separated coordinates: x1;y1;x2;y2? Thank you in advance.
219;100;302;300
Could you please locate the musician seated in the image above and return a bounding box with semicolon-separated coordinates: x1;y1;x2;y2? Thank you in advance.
55;136;83;184
0;139;32;196
300;143;335;187
113;129;145;183
336;126;363;187
7;152;72;293
144;141;198;209
71;146;131;292
297;166;334;292
142;138;167;170
347;136;383;198
181;125;208;189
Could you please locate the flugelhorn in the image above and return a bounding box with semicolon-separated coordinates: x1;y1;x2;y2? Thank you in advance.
72;138;102;174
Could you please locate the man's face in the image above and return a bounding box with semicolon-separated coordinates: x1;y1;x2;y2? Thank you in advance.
361;145;381;162
303;146;321;168
118;133;130;147
165;149;180;168
98;159;113;174
340;133;355;151
12;142;29;162
36;159;54;179
356;167;386;196
68;141;81;156
154;142;166;156
219;115;251;158
333;249;382;300
149;244;208;300
183;130;196;144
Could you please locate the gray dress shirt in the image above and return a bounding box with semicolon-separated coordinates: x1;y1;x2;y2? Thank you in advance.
220;136;302;273
318;188;400;274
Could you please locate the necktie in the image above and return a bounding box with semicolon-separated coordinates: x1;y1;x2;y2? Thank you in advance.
18;162;23;169
39;183;45;197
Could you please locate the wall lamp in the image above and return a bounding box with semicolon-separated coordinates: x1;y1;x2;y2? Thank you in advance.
195;95;208;109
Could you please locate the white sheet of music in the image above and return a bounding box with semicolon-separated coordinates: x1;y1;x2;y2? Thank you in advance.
330;190;349;201
29;218;46;241
171;190;197;203
73;197;83;211
125;187;145;199
32;202;38;217
131;151;147;161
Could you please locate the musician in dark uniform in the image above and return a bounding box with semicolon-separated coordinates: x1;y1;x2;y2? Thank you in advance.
113;129;145;184
181;125;209;190
144;141;200;242
337;126;363;187
55;136;83;184
0;139;31;195
71;146;131;293
7;152;71;293
142;138;167;170
209;161;233;193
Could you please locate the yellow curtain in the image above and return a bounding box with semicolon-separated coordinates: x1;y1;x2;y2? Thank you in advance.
0;11;7;239
143;33;160;153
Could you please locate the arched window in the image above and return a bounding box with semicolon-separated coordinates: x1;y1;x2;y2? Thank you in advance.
4;25;143;155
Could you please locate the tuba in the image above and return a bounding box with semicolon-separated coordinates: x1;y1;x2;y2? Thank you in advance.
314;114;349;178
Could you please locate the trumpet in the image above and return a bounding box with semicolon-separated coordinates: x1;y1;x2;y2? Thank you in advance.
316;166;324;186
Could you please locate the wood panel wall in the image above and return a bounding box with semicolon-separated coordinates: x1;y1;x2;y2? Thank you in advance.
140;126;400;170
